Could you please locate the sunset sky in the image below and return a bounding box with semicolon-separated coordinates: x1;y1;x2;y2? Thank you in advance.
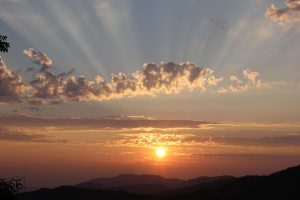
1;0;300;189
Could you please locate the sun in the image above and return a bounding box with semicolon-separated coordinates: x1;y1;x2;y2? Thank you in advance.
155;147;167;158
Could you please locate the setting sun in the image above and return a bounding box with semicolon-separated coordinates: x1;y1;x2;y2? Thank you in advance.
155;147;167;158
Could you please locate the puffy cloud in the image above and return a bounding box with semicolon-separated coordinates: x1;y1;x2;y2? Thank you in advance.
243;69;259;85
0;57;26;102
0;49;270;104
57;62;223;101
29;61;224;102
265;0;300;28
23;48;53;71
218;69;269;93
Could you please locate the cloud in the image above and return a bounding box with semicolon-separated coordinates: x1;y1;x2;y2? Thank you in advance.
0;57;26;102
42;61;244;101
109;132;300;148
0;127;47;142
218;69;269;93
0;127;69;143
0;49;270;104
0;115;209;129
265;0;300;28
23;48;53;72
2;117;299;147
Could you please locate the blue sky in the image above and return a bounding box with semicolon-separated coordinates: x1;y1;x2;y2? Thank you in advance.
1;0;300;121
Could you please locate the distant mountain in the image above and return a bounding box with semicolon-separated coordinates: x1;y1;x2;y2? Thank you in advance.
161;165;300;200
181;175;234;187
19;165;300;200
160;176;236;198
76;174;233;194
76;174;183;194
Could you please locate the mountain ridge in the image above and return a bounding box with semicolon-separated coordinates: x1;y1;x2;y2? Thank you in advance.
19;164;300;200
76;173;234;194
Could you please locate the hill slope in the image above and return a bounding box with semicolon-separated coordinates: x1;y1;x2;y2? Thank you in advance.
19;165;300;200
162;165;300;200
76;174;233;194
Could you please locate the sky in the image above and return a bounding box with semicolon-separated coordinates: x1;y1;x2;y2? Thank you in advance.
1;0;300;189
0;0;299;121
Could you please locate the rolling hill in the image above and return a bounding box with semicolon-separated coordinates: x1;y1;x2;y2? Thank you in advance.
19;165;300;200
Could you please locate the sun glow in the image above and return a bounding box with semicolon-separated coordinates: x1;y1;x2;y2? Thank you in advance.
155;147;167;158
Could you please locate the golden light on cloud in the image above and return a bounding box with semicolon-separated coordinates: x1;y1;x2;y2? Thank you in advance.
155;147;167;158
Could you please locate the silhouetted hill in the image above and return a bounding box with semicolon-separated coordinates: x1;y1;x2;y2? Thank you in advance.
77;174;184;194
19;186;146;200
159;176;236;198
76;174;233;194
161;165;300;200
181;175;234;187
108;184;171;194
19;165;300;200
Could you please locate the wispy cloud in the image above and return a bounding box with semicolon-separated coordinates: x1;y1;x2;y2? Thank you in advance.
1;118;300;150
0;115;209;129
0;127;52;143
107;132;300;148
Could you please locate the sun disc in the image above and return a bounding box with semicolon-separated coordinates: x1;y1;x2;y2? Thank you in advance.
156;147;166;158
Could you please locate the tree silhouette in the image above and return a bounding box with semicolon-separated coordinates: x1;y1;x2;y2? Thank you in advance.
0;178;24;200
0;35;10;52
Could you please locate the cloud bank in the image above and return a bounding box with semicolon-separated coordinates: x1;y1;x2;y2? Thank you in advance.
0;49;269;104
266;0;300;28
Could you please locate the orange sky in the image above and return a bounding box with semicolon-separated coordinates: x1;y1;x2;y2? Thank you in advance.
1;117;300;188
